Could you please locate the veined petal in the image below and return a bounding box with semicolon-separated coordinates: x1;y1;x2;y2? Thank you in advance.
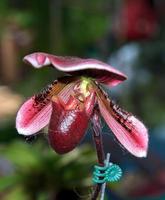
48;91;96;154
16;77;75;136
96;86;148;157
23;52;127;87
16;97;52;136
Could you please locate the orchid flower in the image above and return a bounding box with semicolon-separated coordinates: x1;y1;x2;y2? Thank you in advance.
16;52;148;157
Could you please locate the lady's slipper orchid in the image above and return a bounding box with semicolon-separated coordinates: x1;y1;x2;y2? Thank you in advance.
16;52;148;157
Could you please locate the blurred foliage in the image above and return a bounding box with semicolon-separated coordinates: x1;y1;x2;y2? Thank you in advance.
0;0;165;199
62;4;108;55
0;140;96;200
133;30;165;127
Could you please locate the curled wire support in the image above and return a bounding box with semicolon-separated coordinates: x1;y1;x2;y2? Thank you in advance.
92;162;122;184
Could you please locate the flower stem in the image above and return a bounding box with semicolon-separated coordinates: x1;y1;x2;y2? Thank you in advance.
91;108;105;200
100;153;110;200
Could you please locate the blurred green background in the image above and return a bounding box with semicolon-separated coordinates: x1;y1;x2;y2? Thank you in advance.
0;0;165;199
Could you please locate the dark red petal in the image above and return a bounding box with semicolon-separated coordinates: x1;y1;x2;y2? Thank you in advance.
23;52;127;87
96;86;148;157
48;92;96;154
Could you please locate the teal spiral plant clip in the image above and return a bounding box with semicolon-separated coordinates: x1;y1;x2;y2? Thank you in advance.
92;153;122;199
92;154;122;184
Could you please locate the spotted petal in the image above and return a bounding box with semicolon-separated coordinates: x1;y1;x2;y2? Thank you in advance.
23;52;127;87
16;78;75;136
96;87;148;157
16;97;52;136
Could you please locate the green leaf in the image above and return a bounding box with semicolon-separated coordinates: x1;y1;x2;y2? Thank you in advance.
0;175;21;191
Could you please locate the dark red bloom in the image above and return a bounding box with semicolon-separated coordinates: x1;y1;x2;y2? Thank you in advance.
16;52;148;157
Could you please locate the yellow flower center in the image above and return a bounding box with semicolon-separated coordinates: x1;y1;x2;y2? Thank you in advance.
80;77;92;97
